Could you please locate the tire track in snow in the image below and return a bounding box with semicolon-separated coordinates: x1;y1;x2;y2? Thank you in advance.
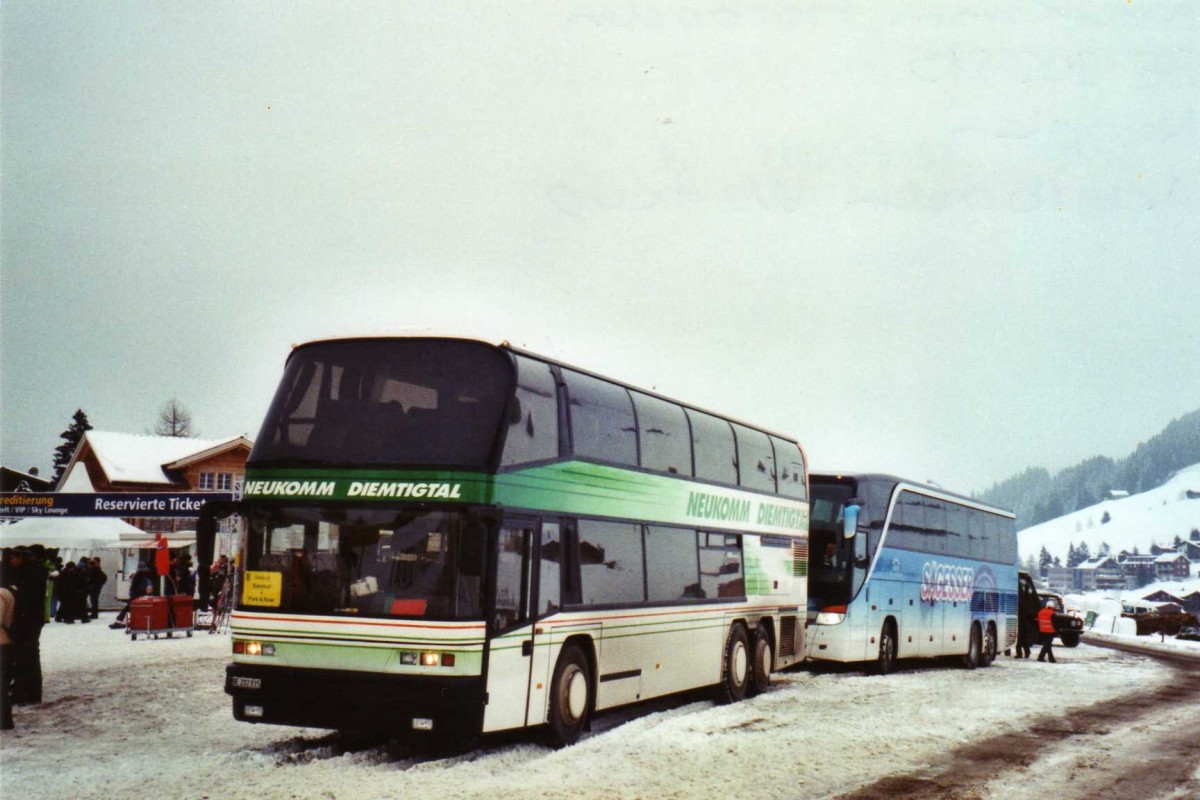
834;640;1200;800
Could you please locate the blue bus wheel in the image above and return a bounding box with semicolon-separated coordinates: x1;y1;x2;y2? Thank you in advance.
876;622;897;675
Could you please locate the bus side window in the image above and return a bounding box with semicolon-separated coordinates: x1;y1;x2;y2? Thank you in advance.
500;356;559;467
772;437;806;500
699;532;743;598
922;499;947;554
645;525;703;601
731;424;776;493
539;521;562;615
562;370;638;467
687;410;737;486
577;520;645;606
631;392;693;477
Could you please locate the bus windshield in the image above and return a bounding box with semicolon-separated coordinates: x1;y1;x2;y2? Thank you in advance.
251;339;515;469
808;481;858;604
240;506;487;620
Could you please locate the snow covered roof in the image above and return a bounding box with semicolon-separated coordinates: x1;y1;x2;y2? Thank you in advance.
1154;552;1189;563
59;431;252;488
1077;556;1118;570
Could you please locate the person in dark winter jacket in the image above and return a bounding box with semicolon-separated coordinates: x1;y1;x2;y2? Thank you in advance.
86;558;108;619
169;556;196;598
6;546;48;705
54;561;90;624
1016;586;1040;659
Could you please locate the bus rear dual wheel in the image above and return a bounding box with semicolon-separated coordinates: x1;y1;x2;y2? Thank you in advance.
715;622;771;705
962;622;997;669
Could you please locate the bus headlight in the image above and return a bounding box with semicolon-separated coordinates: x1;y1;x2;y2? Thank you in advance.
814;605;847;625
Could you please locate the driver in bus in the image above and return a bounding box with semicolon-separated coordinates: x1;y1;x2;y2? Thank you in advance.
822;541;844;582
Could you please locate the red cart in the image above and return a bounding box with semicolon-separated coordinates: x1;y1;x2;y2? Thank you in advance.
127;595;195;640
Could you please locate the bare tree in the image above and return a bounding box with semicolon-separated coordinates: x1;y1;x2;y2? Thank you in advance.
155;398;196;437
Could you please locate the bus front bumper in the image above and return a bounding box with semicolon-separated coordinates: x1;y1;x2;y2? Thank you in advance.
226;663;486;735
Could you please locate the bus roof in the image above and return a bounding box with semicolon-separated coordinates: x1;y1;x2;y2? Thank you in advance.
810;472;1014;518
288;333;810;451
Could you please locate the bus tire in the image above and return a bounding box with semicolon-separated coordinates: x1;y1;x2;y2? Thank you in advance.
547;643;591;748
980;622;997;667
962;623;981;670
748;623;772;697
714;623;750;704
1060;632;1081;648
876;621;897;676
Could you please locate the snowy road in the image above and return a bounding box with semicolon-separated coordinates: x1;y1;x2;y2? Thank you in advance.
3;617;1198;800
838;638;1200;800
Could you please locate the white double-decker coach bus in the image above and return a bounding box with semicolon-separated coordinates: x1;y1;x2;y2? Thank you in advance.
805;473;1018;674
216;335;811;746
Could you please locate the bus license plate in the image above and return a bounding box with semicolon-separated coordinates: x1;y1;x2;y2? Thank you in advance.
232;677;262;690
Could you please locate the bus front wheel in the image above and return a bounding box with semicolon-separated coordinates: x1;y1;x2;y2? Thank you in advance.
547;643;591;748
714;623;750;704
876;622;897;675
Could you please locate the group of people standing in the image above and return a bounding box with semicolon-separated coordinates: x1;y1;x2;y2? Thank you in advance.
1015;588;1062;663
51;555;107;624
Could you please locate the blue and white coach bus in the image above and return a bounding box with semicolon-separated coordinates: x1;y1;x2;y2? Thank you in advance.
805;473;1017;673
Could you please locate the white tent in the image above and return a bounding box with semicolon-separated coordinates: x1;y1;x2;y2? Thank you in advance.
0;517;144;552
0;518;176;609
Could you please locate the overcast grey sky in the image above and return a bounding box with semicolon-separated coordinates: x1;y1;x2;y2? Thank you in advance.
2;1;1197;495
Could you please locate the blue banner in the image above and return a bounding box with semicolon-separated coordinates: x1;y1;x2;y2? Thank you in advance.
0;492;235;519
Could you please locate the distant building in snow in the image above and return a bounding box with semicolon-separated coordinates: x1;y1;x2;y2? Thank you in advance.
57;430;253;532
0;466;55;493
1154;552;1191;581
1076;556;1124;591
1116;552;1158;589
1045;566;1079;593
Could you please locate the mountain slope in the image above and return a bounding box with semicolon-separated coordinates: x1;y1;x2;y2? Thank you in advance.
1018;462;1200;562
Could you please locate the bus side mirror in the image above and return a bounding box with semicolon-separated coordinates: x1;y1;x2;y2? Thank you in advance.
843;501;862;540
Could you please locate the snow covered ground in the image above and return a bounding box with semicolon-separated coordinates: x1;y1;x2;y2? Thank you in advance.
3;616;1197;800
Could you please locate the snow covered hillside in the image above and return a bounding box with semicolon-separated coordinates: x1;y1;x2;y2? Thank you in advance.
1018;463;1200;563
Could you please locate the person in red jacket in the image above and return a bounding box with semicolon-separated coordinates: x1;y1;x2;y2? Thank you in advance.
1036;599;1058;663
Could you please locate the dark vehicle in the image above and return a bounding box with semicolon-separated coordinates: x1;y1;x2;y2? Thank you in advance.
1038;592;1083;647
1175;627;1200;642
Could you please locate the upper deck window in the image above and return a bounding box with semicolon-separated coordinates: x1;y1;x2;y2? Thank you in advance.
772;437;807;500
562;369;638;467
732;423;776;493
631;391;692;477
500;355;559;467
250;339;514;470
688;410;737;486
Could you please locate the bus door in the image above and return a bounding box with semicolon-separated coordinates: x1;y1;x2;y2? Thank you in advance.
482;516;537;733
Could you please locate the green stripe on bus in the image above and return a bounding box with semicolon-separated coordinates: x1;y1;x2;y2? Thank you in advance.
244;461;808;535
